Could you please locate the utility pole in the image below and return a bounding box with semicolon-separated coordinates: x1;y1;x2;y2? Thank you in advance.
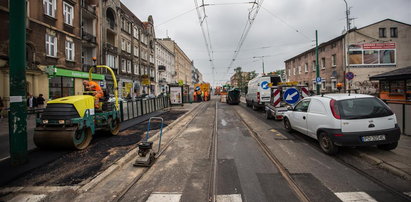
315;30;320;95
253;56;265;74
343;0;350;31
8;0;27;165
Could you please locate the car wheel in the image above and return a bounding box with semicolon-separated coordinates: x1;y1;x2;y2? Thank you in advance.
246;100;251;107
318;132;338;155
252;102;258;111
283;118;293;133
377;142;398;151
265;110;272;119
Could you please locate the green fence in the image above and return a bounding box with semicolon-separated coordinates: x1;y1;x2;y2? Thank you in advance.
119;96;170;122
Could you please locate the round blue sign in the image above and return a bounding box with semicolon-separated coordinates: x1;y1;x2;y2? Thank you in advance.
261;81;269;90
345;72;354;80
315;77;322;83
195;86;200;91
283;88;300;104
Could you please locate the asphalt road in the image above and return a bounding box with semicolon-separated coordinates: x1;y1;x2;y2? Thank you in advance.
119;99;411;202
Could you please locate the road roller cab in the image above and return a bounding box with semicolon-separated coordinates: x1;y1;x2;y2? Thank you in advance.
34;65;121;150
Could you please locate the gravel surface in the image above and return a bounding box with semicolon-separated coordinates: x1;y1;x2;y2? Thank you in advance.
6;110;187;187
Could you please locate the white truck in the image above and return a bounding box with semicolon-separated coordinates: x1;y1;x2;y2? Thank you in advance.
246;75;281;110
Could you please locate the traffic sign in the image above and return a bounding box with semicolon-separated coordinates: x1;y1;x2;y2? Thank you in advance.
283;88;300;104
345;72;354;80
261;81;269;90
195;86;200;91
315;77;322;84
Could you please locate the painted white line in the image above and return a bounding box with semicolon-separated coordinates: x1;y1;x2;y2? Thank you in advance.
335;192;377;202
146;192;182;202
404;192;411;197
216;194;242;202
9;194;47;202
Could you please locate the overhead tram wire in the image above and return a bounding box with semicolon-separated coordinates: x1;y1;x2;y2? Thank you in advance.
155;7;197;28
226;0;264;74
194;0;216;86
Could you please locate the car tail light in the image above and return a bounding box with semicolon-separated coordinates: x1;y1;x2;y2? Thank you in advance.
334;134;344;137
330;99;341;119
257;92;260;103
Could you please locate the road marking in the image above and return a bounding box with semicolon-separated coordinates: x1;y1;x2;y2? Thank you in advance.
335;192;377;202
146;192;182;202
9;194;47;202
270;129;278;133
216;194;242;202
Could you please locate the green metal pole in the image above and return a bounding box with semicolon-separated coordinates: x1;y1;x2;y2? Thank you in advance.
9;0;27;165
315;30;320;95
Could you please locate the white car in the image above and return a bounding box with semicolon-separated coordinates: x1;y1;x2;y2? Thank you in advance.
283;94;401;154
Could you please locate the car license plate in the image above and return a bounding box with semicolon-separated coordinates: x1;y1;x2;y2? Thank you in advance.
362;135;386;142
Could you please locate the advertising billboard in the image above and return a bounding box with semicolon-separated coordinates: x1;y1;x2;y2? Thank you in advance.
348;43;396;67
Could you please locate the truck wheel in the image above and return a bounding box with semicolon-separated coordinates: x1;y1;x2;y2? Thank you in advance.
377;142;398;151
318;132;338;155
246;100;251;107
265;110;272;119
284;118;293;133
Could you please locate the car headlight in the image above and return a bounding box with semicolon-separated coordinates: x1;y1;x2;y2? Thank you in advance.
59;120;65;124
42;120;48;124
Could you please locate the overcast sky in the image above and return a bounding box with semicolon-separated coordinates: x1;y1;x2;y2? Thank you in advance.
121;0;411;86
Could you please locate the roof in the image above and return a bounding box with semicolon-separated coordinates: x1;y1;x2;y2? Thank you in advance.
310;94;373;101
369;66;411;80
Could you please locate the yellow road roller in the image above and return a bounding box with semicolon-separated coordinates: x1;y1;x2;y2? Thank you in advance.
34;65;120;150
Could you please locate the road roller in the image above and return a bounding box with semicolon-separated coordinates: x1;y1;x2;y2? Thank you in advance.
34;65;121;150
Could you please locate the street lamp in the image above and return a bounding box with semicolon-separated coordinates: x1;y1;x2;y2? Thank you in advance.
253;56;265;74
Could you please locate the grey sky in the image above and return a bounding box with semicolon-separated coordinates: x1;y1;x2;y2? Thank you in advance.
121;0;411;86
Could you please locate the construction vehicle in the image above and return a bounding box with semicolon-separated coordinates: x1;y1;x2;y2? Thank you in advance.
34;65;120;150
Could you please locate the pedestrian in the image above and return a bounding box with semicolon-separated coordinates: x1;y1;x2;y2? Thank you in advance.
37;94;45;109
0;96;4;119
27;94;38;112
204;90;209;101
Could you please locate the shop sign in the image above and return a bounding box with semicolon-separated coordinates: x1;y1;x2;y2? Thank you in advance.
52;67;105;80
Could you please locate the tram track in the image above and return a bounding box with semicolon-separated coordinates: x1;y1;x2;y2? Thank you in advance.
112;101;210;202
238;103;411;201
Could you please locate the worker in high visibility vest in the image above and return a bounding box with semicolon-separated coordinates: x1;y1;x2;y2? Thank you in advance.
83;80;104;108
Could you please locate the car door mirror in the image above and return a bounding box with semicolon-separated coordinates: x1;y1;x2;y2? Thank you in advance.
287;106;293;111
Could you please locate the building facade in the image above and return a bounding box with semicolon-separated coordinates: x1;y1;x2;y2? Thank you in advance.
285;19;411;94
155;39;175;93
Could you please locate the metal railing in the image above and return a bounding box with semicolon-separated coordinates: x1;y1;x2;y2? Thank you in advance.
119;96;170;122
383;99;411;136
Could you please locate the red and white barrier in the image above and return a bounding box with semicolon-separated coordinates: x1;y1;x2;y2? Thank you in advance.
301;87;309;98
272;88;281;107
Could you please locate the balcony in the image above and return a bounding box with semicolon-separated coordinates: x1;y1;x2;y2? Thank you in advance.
159;78;167;83
104;42;117;53
158;65;166;71
82;30;96;44
81;2;96;16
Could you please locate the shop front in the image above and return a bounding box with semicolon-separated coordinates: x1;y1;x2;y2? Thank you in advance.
46;66;105;99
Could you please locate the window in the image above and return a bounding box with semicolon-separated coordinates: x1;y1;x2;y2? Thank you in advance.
134;64;139;75
63;2;73;26
379;28;386;38
127;41;131;53
127;60;131;73
293;68;296;75
134;46;138;56
121;38;126;51
380;80;389;92
304;63;308;72
321;57;325;69
294;100;310;112
312;82;316;90
390;27;398;38
321;80;326;90
331;79;337;91
65;40;74;61
45;34;57;57
332;54;336;67
43;0;55;18
133;27;138;38
298;66;301;74
49;77;74;99
106;54;117;69
288;69;291;77
121;58;126;72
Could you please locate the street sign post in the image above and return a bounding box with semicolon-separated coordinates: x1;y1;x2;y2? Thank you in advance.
283;88;300;104
316;77;322;84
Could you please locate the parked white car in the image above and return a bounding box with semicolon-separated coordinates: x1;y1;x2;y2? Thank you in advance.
283;94;401;154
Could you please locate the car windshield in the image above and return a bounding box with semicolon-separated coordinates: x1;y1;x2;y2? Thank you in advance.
337;97;393;119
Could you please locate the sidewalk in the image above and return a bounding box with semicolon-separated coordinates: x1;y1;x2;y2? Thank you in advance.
354;134;411;180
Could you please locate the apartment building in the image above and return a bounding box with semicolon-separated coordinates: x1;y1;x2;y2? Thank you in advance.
285;19;411;94
155;39;175;93
157;38;192;85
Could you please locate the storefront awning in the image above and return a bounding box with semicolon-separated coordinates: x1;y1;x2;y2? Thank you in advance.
370;66;411;80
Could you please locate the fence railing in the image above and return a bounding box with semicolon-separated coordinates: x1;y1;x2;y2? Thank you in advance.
119;96;170;122
384;99;411;136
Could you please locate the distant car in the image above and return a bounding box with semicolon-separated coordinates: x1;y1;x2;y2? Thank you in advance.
283;94;401;155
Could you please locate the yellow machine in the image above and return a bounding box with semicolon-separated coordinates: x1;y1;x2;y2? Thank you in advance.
34;65;120;150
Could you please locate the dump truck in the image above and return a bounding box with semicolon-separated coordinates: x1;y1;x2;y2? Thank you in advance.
34;65;121;150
